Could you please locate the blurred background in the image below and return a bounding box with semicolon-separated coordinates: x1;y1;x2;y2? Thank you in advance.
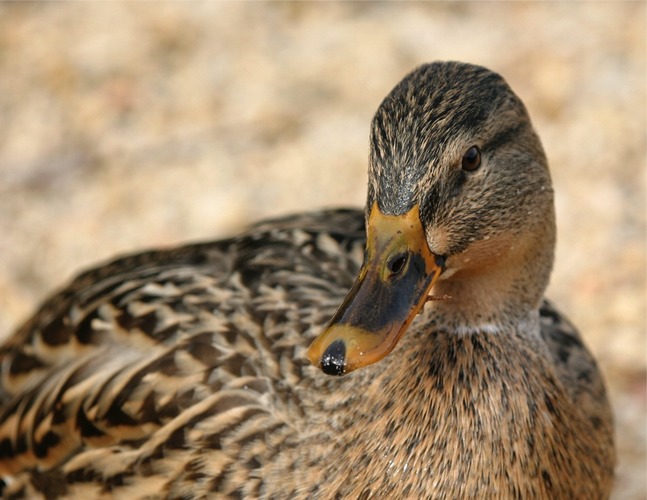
0;3;644;497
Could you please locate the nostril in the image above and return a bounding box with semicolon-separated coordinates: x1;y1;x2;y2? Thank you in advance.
387;253;409;277
321;340;346;376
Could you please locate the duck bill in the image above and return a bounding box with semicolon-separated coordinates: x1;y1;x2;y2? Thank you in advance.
307;202;444;375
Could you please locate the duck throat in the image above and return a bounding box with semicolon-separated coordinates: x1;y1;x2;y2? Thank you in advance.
430;223;555;332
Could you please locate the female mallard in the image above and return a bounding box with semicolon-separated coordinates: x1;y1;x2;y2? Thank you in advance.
0;62;614;498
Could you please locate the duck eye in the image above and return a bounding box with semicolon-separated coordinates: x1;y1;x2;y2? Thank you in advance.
461;146;481;171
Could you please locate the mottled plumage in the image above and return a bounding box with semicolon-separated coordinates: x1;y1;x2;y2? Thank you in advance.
0;62;614;499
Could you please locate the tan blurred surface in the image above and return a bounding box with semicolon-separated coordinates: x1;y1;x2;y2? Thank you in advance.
0;3;644;498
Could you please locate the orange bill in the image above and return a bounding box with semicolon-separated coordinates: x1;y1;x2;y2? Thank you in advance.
307;202;444;375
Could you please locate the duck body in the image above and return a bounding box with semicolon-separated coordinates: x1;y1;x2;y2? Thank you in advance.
0;62;614;498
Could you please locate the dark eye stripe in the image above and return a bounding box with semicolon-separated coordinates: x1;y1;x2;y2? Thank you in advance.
484;124;521;152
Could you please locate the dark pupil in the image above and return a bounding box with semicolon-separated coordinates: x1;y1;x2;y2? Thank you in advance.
388;253;408;276
462;146;480;170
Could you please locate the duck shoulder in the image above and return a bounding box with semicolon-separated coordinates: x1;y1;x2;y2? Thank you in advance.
0;208;365;498
539;299;614;436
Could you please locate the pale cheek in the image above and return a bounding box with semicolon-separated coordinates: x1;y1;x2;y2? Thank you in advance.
442;235;516;279
424;226;451;256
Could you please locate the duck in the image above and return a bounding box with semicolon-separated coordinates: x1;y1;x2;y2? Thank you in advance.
0;61;615;499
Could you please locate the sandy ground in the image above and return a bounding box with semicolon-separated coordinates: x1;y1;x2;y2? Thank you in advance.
0;2;644;498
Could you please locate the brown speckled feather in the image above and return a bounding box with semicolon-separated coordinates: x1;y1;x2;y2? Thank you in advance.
0;210;366;498
0;211;613;499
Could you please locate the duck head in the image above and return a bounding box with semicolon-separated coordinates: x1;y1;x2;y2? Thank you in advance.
308;62;555;375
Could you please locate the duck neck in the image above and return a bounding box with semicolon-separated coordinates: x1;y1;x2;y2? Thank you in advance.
430;221;555;333
294;314;611;498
